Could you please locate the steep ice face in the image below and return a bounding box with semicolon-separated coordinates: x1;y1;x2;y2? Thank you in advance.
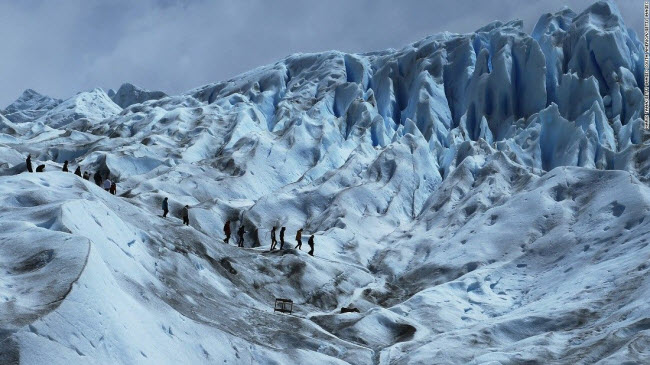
533;1;644;123
110;82;167;108
0;0;649;364
181;1;644;179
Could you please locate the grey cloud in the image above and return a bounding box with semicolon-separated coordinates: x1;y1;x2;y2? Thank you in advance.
0;0;642;107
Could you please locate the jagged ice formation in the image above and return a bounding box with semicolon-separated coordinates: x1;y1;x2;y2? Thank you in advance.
0;1;649;364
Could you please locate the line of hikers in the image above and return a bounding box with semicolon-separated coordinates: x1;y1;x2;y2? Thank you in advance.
224;221;316;256
162;198;316;256
25;154;117;195
25;152;317;256
161;197;190;225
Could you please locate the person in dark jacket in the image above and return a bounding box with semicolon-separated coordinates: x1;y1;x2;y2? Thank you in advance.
26;154;33;173
62;160;69;172
308;235;315;256
36;164;45;172
182;205;190;225
83;171;90;180
237;226;245;247
270;226;278;250
295;228;303;250
93;173;102;186
223;220;231;244
162;197;169;217
74;166;82;176
279;227;286;250
109;181;117;195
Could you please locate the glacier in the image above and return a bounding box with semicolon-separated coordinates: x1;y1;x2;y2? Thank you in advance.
1;1;649;364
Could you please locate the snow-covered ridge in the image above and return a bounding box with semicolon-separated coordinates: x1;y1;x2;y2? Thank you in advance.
35;88;122;129
1;1;649;364
2;89;62;124
110;83;167;109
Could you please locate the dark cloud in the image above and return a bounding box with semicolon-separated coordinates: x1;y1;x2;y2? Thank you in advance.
0;0;642;107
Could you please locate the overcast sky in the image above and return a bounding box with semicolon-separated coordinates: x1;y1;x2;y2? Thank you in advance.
0;0;641;108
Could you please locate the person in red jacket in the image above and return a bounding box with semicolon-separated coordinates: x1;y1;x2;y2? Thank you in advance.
295;228;303;250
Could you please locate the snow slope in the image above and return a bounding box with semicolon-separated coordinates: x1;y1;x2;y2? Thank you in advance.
1;1;649;364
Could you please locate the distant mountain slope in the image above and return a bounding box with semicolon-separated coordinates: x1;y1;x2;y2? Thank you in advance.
2;89;61;124
110;83;167;108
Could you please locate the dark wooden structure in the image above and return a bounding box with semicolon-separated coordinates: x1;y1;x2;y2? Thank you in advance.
274;298;293;314
340;306;360;314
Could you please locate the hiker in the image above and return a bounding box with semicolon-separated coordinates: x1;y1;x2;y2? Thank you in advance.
103;178;112;192
182;205;190;225
308;235;315;256
295;228;303;250
62;160;69;172
223;220;231;244
270;226;278;250
162;197;169;218
26;154;33;173
279;227;286;250
93;173;102;186
237;225;245;247
109;181;117;195
83;171;89;180
74;166;82;177
35;164;45;172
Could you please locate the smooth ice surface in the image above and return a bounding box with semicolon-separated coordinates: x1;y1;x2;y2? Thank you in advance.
1;1;649;364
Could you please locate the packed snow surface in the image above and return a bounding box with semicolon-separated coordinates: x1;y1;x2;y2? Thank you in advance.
1;1;650;364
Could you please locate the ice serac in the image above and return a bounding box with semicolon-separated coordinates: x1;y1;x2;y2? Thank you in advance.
532;8;577;105
533;1;644;123
461;20;547;141
110;83;167;108
0;0;649;364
